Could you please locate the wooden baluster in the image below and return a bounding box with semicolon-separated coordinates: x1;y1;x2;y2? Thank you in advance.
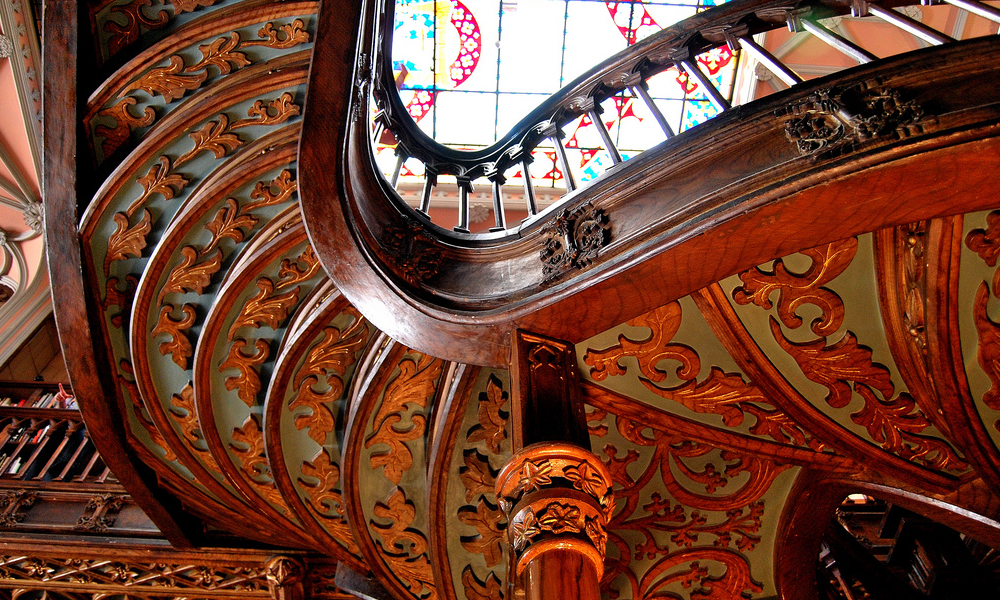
76;446;102;483
541;122;577;192
390;151;407;189
626;73;675;139
97;463;112;483
942;0;1000;24
867;4;953;44
455;175;473;233
17;419;57;480
726;28;803;87
486;166;508;231
372;110;386;145
798;17;877;63
34;420;82;481
516;149;539;216
419;165;438;215
673;49;731;112
57;429;90;482
1;419;38;478
578;98;622;165
497;331;612;600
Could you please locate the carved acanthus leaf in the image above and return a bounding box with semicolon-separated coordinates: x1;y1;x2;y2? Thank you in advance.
290;379;337;446
973;283;1000;414
466;375;508;454
967;212;1000;269
231;415;268;478
220;339;270;407
203;197;258;253
296;318;367;388
129;156;188;216
459;450;496;503
169;0;219;13
123;55;208;102
366;354;442;485
105;1;171;57
371;488;437;599
277;245;322;289
458;500;505;567
158;246;222;303
104;209;152;276
228;278;300;340
105;274;139;328
175;114;243;166
187;32;249;75
151;304;197;369
299;450;361;554
248;170;297;208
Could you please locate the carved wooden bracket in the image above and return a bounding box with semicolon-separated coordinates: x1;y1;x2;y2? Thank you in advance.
378;219;443;284
777;78;936;160
539;202;611;281
0;490;37;527
75;493;126;532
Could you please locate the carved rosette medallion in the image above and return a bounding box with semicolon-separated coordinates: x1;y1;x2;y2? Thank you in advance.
495;443;613;580
380;220;443;285
777;78;934;159
540;202;611;281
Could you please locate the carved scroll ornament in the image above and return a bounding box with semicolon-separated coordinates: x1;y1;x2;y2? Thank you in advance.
540;202;611;281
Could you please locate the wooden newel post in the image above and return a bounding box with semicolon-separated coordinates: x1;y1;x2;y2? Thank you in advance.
498;331;614;600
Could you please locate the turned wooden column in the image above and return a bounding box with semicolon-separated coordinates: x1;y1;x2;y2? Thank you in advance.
497;331;613;600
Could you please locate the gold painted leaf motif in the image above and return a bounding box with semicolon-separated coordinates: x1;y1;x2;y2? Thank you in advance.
104;274;139;329
123;55;208;102
169;0;218;14
220;338;270;407
461;567;502;600
104;209;152;276
158;247;222;303
119;360;177;463
151;304;197;369
231;414;287;510
299;450;361;554
295;317;367;387
169;384;224;475
129;156;188;216
277;245;322;288
95;97;156;158
248;170;297;207
290;380;336;446
585;302;698;382
459;450;495;503
105;1;171;57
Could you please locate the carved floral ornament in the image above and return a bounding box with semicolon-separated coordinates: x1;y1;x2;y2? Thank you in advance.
777;78;935;159
540;202;611;280
495;443;614;577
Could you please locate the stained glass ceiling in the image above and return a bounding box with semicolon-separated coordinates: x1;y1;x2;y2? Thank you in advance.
378;0;739;189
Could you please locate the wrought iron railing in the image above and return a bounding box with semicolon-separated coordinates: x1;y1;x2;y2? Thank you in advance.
366;0;1000;235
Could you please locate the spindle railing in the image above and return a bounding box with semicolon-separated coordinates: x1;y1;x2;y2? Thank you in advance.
367;0;1000;235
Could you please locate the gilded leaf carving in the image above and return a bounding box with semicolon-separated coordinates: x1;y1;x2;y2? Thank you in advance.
175;114;243;167
966;211;1000;269
119;360;177;463
158;247;223;303
465;375;508;454
151;304;197;369
296;317;367;388
105;1;171;57
277;246;322;289
973;283;1000;414
232;93;302;129
220;339;270;407
371;488;437;599
104;210;152;276
123;55;208;102
366;354;442;485
228;278;301;339
104;274;139;329
457;500;505;567
186;33;249;75
203;197;259;253
129;156;188;217
231;414;287;509
169;384;224;475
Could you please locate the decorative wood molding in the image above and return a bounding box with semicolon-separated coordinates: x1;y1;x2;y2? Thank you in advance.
539;202;611;281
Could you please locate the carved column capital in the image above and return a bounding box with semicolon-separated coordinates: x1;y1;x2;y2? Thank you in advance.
496;443;614;581
265;555;305;600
